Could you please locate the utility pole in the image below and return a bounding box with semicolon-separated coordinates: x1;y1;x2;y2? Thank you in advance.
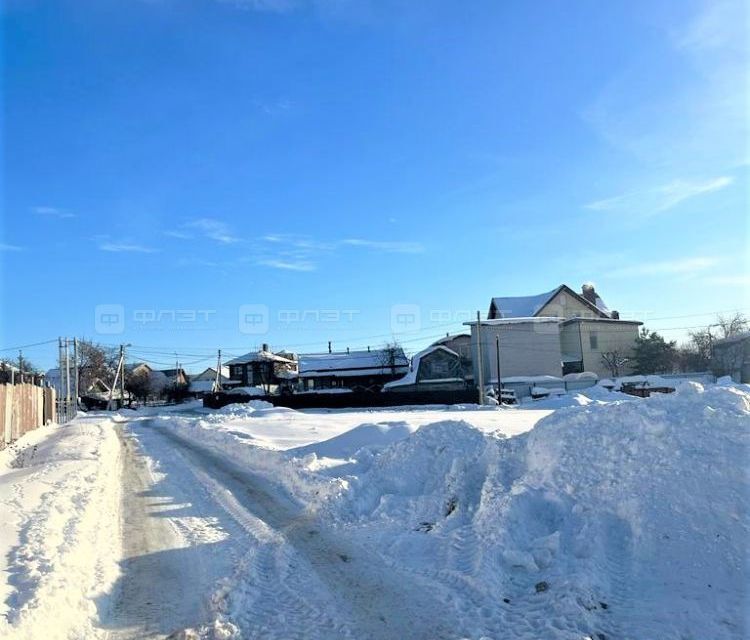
213;349;222;392
64;338;71;410
73;338;79;409
476;311;484;405
58;338;63;407
120;343;126;406
108;345;125;411
495;334;502;403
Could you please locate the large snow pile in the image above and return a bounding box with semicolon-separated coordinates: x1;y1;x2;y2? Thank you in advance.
320;382;749;639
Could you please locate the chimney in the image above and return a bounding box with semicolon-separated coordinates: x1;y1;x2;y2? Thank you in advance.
328;341;332;354
262;343;269;352
611;310;620;320
367;345;370;352
346;347;350;354
581;283;598;305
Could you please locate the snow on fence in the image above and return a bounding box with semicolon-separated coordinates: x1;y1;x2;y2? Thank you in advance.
0;383;57;450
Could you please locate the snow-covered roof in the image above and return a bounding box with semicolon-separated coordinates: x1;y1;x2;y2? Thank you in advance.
225;350;296;366
561;317;642;325
490;288;560;319
464;316;562;326
190;366;230;382
188;379;216;393
490;284;612;320
383;345;459;389
431;333;470;346
298;349;408;378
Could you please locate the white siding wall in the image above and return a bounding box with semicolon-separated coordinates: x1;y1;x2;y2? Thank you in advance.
560;321;640;378
537;290;599;319
471;322;562;382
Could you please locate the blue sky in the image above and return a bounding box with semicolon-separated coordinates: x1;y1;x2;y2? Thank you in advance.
1;0;748;370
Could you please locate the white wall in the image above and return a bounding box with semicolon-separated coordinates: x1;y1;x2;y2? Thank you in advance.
471;322;562;382
560;320;640;378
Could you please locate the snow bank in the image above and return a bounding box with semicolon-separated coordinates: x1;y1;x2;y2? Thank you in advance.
289;421;417;460
0;416;122;640
321;383;749;639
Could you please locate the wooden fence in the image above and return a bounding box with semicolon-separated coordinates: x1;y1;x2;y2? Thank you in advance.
0;384;57;450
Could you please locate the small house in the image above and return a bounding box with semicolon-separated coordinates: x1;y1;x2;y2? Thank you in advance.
188;366;235;395
383;345;468;392
225;347;297;393
297;347;408;392
712;332;750;383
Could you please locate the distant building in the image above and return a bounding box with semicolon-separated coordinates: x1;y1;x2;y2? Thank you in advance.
430;333;473;378
484;283;641;379
298;348;408;391
560;317;642;378
225;347;297;392
157;368;189;386
464;317;564;383
384;345;467;393
188;366;236;395
712;332;750;383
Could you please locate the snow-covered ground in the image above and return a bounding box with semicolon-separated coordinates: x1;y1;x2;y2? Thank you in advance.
1;383;748;639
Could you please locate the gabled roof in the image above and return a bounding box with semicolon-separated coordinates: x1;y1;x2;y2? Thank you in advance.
191;366;230;382
489;284;610;320
383;345;461;389
298;349;408;378
225;350;296;366
431;333;470;347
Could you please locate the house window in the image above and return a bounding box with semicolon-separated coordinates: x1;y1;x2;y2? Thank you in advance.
589;333;598;350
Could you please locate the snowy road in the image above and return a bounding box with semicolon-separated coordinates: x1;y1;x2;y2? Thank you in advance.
2;386;747;640
106;418;462;639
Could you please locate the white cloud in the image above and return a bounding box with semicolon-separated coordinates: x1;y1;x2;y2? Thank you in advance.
0;243;23;252
164;230;193;240
257;258;316;272
185;218;239;244
99;242;158;253
341;238;425;254
586;176;734;215
33;206;75;219
606;256;719;278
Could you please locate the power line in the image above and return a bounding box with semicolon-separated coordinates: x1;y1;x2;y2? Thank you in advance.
0;338;58;353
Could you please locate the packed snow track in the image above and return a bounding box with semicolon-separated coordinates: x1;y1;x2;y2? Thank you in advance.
106;418;460;639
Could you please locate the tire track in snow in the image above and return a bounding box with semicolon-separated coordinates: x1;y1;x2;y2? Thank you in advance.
149;422;461;640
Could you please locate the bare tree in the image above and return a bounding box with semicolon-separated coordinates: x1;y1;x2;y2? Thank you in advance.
715;313;748;339
77;340;118;393
379;341;404;375
600;350;629;378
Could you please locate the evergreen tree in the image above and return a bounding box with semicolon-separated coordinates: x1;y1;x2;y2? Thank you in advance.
631;328;677;374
